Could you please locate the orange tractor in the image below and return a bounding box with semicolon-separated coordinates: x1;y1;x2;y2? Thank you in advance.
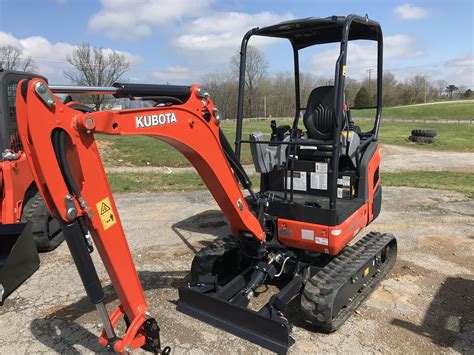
0;69;63;303
15;15;396;354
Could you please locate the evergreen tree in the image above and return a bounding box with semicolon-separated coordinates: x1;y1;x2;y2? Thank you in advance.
354;87;370;107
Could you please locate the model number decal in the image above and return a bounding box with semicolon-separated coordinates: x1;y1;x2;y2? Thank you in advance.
136;113;177;128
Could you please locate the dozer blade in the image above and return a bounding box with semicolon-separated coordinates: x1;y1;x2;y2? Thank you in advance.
0;222;40;304
178;271;304;354
178;286;293;354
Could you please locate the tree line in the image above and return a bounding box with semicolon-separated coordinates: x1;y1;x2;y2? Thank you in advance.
1;44;471;115
203;46;473;120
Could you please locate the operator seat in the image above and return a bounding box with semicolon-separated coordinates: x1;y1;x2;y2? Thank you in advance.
297;86;336;158
303;86;335;142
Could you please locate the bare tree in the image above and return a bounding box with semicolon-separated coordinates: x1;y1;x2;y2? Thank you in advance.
382;71;398;106
202;71;238;119
457;85;467;99
435;79;448;98
65;43;130;110
0;45;35;71
231;45;268;117
407;74;429;103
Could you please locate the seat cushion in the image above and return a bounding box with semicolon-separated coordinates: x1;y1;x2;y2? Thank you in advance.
303;86;335;141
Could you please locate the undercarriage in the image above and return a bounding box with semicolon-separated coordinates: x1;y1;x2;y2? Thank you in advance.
178;232;397;353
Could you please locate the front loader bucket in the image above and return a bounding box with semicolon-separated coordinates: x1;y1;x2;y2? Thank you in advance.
0;222;39;304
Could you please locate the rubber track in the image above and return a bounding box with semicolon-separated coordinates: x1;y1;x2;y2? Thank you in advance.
20;193;63;252
190;236;238;282
301;232;397;332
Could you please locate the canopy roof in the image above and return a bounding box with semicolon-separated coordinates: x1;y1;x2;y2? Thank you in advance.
253;15;381;49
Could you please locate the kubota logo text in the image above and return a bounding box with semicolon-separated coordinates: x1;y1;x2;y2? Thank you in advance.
135;113;177;128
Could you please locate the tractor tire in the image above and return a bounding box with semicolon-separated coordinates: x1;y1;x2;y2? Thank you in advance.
20;192;64;252
409;135;434;144
191;236;250;285
411;129;437;137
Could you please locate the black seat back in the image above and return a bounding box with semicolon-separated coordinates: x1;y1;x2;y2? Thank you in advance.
303;86;335;141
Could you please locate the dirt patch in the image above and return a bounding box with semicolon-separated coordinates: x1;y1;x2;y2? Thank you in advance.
380;144;474;173
104;143;474;174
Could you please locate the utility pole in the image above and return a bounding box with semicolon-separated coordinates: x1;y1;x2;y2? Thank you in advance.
263;96;267;118
366;68;375;107
424;80;427;104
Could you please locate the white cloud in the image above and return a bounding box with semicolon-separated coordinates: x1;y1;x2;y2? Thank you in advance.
394;4;428;20
174;11;293;64
89;0;214;40
306;34;424;81
443;55;474;86
385;34;424;59
151;66;194;84
0;32;141;83
384;55;474;87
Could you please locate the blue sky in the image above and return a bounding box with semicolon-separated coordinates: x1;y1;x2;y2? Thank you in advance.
0;0;472;87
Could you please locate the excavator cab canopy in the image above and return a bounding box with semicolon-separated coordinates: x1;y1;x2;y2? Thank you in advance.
252;15;381;48
235;14;383;154
235;14;383;213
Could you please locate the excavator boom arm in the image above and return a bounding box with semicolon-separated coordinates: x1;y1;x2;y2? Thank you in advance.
16;78;264;353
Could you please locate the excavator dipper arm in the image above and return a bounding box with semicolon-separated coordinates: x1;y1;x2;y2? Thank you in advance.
16;78;264;353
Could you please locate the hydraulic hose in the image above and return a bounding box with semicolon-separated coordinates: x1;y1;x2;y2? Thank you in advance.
53;129;81;197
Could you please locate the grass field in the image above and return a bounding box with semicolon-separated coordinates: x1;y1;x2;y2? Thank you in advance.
108;170;473;199
98;119;473;167
108;171;206;192
382;171;474;198
352;100;474;119
358;121;474;152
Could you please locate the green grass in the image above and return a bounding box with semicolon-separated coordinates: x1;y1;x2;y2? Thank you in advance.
108;170;473;199
99;135;189;167
98;119;473;167
107;171;205;192
352;100;474;119
382;171;474;198
358;121;474;152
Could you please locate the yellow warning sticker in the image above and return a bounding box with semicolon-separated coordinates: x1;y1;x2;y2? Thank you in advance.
342;65;347;76
96;197;117;230
363;267;370;277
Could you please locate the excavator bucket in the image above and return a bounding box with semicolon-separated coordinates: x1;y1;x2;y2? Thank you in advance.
0;222;39;304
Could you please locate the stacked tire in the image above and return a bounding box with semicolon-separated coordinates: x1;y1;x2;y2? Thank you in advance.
409;129;436;144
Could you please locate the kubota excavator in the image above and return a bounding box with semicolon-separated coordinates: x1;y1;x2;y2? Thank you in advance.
16;15;396;354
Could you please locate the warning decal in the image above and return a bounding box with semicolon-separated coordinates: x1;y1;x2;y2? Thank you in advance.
96;197;117;230
100;202;111;215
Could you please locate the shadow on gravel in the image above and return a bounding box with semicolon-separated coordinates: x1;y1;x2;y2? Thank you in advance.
30;270;189;353
391;276;474;352
171;210;228;254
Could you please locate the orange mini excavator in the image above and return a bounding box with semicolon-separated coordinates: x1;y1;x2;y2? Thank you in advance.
16;15;396;354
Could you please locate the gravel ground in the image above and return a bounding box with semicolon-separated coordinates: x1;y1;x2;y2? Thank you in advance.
105;144;474;174
1;187;473;354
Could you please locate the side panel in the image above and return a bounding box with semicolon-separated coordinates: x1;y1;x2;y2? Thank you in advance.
372;185;382;221
357;141;378;202
367;145;381;223
277;203;369;255
0;156;34;224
